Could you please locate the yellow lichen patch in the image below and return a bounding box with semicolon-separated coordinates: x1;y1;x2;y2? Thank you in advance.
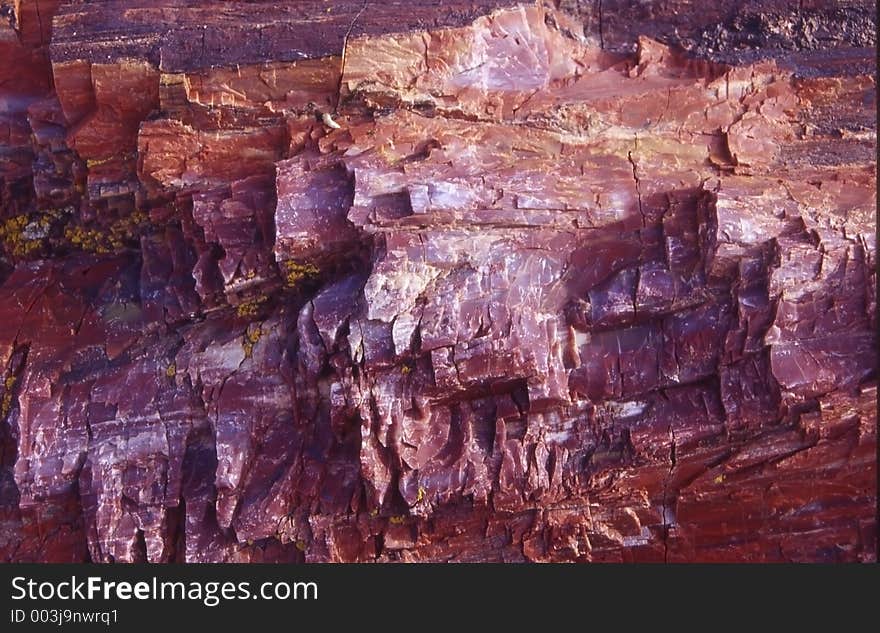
282;261;320;288
62;212;150;255
159;73;185;87
0;373;15;419
295;540;307;552
85;156;113;168
713;474;724;484
0;393;11;419
165;363;177;378
64;225;108;253
236;296;266;318
0;216;26;233
416;486;426;503
389;515;407;525
107;211;149;250
0;215;41;258
401;364;412;375
242;326;263;358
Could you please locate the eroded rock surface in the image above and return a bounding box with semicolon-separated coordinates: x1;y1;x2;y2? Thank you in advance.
0;0;875;562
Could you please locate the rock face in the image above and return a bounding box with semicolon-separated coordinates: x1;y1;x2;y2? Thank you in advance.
0;0;876;562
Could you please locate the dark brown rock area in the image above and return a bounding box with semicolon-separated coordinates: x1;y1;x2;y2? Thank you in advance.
0;0;875;562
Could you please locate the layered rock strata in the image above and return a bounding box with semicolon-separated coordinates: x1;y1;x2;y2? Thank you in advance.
0;0;875;562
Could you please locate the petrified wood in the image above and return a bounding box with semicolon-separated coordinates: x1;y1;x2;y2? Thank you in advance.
0;0;875;562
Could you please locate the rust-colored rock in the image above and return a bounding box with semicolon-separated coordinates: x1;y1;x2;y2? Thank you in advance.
0;0;875;562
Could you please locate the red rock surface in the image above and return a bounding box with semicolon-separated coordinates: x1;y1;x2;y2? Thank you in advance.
0;0;876;562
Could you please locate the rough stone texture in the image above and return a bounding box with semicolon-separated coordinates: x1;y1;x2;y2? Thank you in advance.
0;0;875;562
